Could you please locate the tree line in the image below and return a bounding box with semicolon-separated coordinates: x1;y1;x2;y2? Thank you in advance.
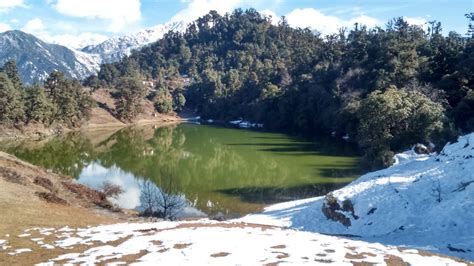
0;60;94;128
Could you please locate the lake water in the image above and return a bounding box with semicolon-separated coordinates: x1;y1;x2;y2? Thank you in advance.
1;123;361;218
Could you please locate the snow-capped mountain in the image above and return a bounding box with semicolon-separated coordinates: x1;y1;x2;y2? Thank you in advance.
0;30;100;84
82;21;187;64
0;21;187;84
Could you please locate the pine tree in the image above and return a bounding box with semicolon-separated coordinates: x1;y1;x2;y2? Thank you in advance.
0;73;25;125
1;60;22;90
115;76;147;120
25;85;56;124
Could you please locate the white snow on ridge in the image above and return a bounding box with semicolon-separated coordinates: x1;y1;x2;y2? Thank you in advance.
72;49;101;75
242;133;474;261
81;21;187;64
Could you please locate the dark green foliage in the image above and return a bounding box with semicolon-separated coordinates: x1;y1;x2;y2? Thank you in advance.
25;85;56;124
0;60;94;127
0;72;25;125
466;13;474;38
98;63;120;86
173;93;186;111
115;76;147;121
44;72;94;126
153;86;173;114
1;60;22;90
453;91;474;132
95;9;473;169
84;75;102;90
355;87;445;168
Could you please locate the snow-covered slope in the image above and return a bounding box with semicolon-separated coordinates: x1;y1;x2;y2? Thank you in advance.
243;133;474;261
81;21;187;64
7;221;466;265
0;30;100;84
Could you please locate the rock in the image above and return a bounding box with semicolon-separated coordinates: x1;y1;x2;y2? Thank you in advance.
414;144;431;155
210;212;226;221
321;194;357;227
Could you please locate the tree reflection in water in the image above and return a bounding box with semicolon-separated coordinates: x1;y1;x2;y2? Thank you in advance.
1;123;361;217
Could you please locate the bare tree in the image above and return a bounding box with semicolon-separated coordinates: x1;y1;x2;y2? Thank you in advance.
139;175;187;220
156;176;186;219
139;179;159;216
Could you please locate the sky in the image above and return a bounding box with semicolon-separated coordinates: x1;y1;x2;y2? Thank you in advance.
0;0;471;49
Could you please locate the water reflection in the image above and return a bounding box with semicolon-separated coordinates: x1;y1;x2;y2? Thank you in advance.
79;163;142;209
1;124;361;216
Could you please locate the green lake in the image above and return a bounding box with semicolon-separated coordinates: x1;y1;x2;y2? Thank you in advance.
1;123;361;217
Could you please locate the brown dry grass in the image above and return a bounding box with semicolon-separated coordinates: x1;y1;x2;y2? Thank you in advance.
0;151;127;265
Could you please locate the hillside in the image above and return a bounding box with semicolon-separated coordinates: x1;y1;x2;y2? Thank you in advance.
81;88;182;130
0;150;128;264
242;133;474;261
0;31;99;84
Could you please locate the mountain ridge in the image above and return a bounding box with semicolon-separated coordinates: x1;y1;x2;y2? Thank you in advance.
0;21;188;83
81;21;187;64
0;30;100;84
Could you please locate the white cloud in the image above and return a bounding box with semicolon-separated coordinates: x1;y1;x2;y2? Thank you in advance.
404;16;427;27
348;15;379;28
286;8;380;36
43;32;109;49
20;18;106;49
22;18;46;33
171;0;243;23
0;23;11;32
169;0;286;25
52;0;141;32
0;0;24;12
259;9;279;25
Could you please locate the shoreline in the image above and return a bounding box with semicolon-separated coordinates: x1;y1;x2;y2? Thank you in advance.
0;114;184;143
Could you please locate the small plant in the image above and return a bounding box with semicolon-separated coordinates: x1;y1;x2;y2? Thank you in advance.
100;181;124;198
431;177;442;203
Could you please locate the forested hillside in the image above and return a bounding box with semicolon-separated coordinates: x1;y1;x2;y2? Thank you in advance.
97;9;474;168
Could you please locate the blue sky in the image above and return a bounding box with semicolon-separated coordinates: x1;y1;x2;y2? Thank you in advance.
0;0;471;48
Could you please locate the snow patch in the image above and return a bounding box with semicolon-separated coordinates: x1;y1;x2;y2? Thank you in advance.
243;133;474;261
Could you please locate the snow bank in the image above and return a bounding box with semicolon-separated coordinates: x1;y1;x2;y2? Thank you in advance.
243;133;474;261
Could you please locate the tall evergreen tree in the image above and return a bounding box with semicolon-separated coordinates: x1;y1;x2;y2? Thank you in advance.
25;85;56;124
0;73;25;125
115;76;147;120
1;60;22;91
